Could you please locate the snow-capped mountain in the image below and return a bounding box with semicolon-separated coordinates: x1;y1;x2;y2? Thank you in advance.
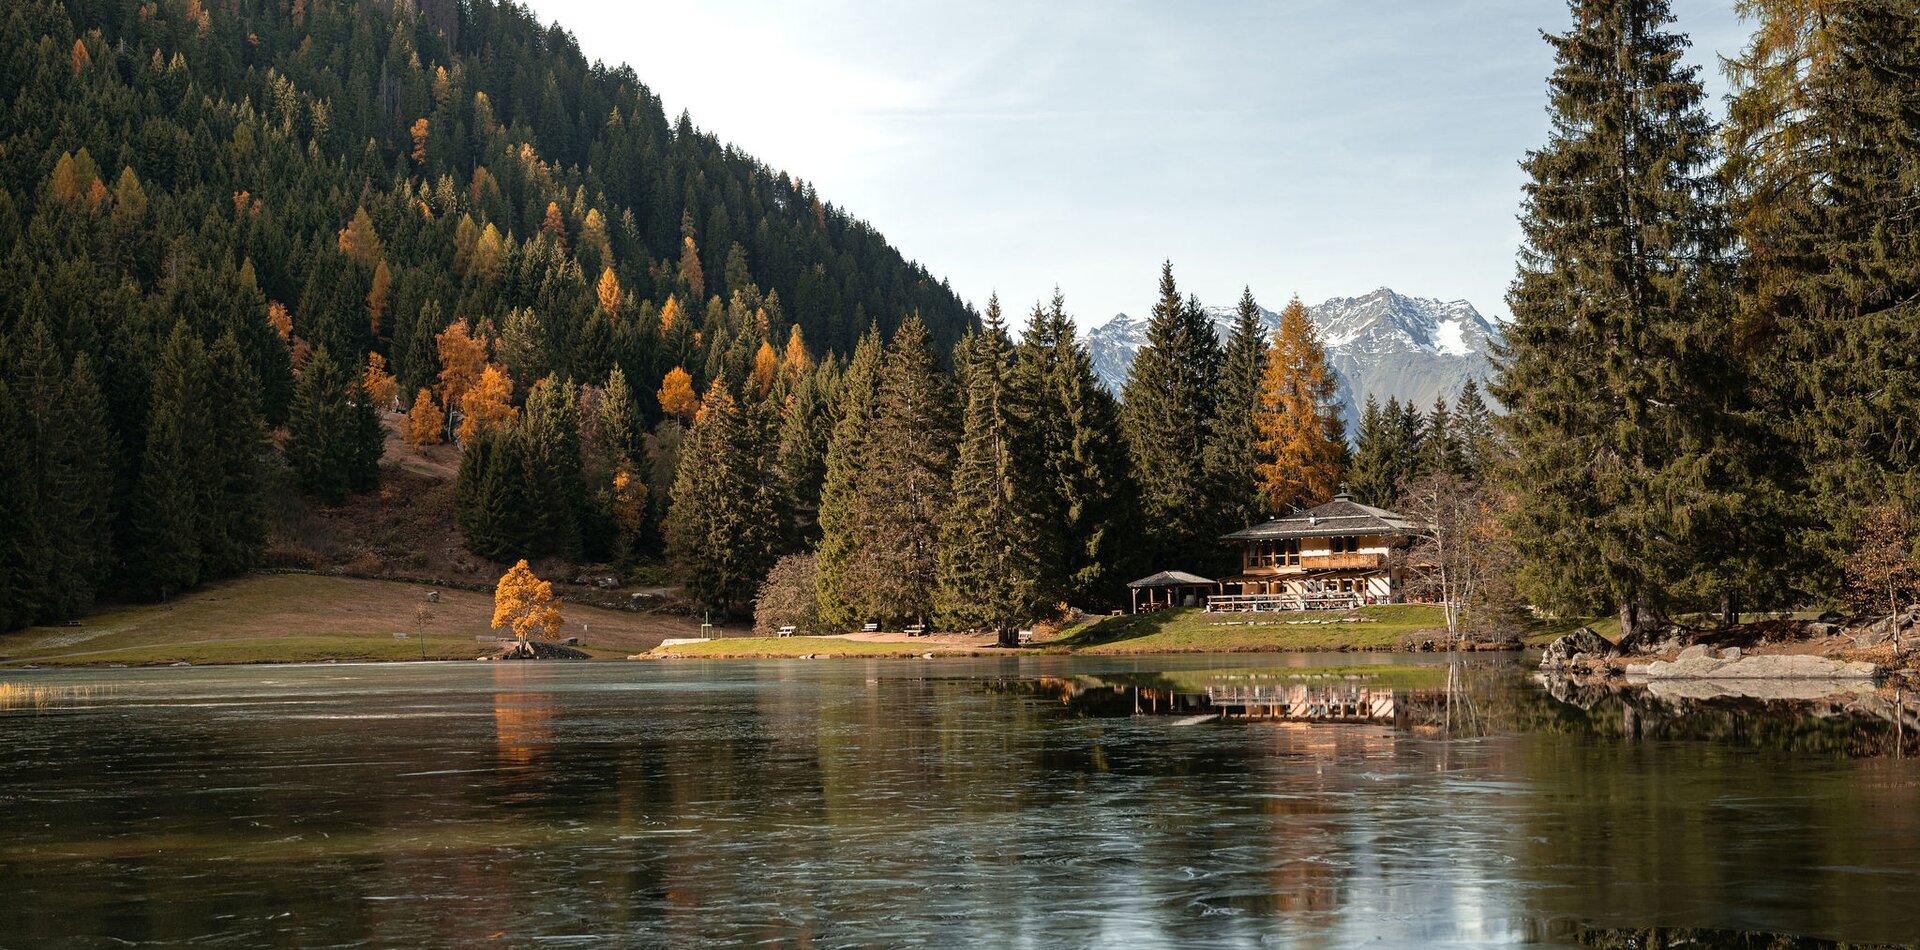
1086;287;1501;429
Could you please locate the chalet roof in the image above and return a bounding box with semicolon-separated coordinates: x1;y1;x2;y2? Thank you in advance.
1127;570;1216;589
1221;492;1421;541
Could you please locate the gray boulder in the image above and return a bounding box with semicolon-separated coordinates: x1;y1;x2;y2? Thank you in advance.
1637;652;1879;681
1541;627;1614;671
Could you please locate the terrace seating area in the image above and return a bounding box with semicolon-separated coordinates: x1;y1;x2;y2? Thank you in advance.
1205;593;1365;613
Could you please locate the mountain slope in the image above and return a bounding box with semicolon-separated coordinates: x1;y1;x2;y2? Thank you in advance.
1087;288;1501;424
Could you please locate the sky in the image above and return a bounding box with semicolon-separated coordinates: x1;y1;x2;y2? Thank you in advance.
533;0;1751;327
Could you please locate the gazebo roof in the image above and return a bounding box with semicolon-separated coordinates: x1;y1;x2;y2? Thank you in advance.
1221;492;1421;542
1127;570;1216;589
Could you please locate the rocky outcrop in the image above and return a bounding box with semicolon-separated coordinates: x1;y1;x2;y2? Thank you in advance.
1540;627;1616;672
1634;644;1878;681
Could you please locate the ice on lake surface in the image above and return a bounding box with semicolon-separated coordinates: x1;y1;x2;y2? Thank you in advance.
3;654;1918;947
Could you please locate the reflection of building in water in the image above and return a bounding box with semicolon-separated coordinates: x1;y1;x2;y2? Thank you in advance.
1209;683;1399;722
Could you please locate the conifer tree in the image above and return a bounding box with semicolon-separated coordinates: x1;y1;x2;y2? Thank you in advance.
666;381;777;617
1120;262;1222;571
287;346;380;503
1010;291;1136;608
855;316;957;626
1453;380;1497;479
776;358;837;550
1725;0;1920;563
1419;395;1462;477
1254;296;1344;513
1205;286;1269;529
522;378;588;559
1495;0;1746;638
815;327;886;629
201;332;270;578
1347;396;1396;507
935;298;1031;640
128;323;216;598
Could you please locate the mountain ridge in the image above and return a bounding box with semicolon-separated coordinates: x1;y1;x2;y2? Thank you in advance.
1086;287;1501;426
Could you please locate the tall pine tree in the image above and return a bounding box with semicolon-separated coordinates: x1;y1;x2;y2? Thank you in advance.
1120;262;1222;572
1495;0;1749;638
935;298;1031;640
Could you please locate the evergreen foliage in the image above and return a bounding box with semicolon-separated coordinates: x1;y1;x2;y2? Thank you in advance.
1493;0;1758;636
1205;286;1269;529
1008;291;1135;609
1120;262;1223;572
665;382;778;617
935;298;1032;639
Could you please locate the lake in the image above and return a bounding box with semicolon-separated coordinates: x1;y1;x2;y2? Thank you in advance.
3;654;1918;947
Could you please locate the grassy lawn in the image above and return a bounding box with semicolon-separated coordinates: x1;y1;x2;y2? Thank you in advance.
0;573;702;667
652;636;991;659
1042;605;1449;654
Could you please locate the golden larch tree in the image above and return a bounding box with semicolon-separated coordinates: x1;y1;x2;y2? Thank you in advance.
750;341;779;397
338;206;383;266
111;167;147;223
781;324;811;381
267;301;293;339
612;460;648;554
362;352;399;410
596;267;622;318
435;318;489;412
493;560;562;642
657;295;681;332
1254;296;1345;513
541;201;568;246
677;235;704;298
406;388;445;446
71;38;90;73
367;260;392;334
49;152;81;202
657;366;700;422
458;364;518;442
410;117;429;166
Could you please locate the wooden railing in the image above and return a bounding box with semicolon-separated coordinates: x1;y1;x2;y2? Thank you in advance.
1299;552;1384;570
1206;593;1362;613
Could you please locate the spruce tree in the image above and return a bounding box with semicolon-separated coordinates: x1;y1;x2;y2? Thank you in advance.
127;323;216;599
775;357;837;550
935;298;1031;640
1205;286;1268;530
1009;291;1136;609
815;326;886;629
859;315;957;626
1120;262;1222;572
1453;380;1497;480
665;381;778;617
522;378;587;559
1495;0;1746;638
202;332;269;578
1418;394;1462;478
1347;396;1396;507
1725;0;1920;564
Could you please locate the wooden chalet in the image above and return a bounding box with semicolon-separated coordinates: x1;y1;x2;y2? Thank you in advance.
1210;492;1421;611
1127;571;1216;613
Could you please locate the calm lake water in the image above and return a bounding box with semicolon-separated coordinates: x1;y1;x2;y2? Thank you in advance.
4;654;1919;948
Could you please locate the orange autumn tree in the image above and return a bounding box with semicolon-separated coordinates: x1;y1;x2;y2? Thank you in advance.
458;364;517;442
406;388;445;446
266;301;293;339
657;366;699;422
362;352;399;410
338;206;383;266
596;267;623;318
750;340;779;396
409;117;429;166
657;294;681;332
781;324;811;381
436;318;489;413
1254;296;1345;513
493;560;562;642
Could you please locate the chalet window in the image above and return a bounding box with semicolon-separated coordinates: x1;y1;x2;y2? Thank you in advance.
1330;536;1360;554
1282;539;1299;566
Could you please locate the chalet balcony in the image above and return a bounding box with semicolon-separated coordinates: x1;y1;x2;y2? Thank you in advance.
1298;552;1384;571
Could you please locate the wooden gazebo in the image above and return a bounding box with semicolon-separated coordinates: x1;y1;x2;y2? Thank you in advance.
1127;571;1216;613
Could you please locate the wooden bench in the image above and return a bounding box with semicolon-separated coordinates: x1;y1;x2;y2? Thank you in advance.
862;623;880;633
776;626;797;638
904;623;928;637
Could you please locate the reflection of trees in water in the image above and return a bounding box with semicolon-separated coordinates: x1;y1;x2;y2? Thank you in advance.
1514;669;1920;758
1557;924;1913;949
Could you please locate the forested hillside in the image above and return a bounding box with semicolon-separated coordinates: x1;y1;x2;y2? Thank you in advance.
0;0;973;629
